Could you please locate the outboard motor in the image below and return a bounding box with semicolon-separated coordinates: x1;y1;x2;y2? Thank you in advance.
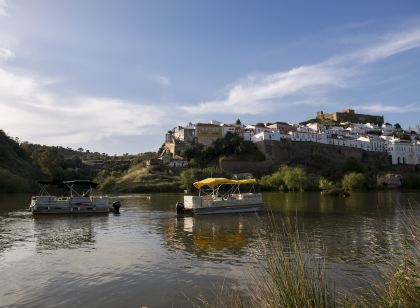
112;201;121;215
176;202;185;214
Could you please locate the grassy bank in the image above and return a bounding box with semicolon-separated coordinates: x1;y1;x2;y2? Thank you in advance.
200;209;420;307
97;164;184;193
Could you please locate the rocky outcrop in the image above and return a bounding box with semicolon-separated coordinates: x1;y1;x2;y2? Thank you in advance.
377;173;402;188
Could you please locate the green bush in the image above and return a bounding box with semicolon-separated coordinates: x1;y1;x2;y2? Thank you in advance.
260;165;310;192
342;172;366;191
281;166;308;191
319;177;335;191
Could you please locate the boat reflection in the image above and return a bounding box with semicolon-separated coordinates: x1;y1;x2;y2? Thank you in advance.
32;215;108;252
163;214;263;260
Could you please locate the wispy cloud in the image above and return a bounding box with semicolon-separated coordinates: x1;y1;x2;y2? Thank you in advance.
149;74;171;87
184;65;350;115
359;28;420;63
0;47;15;60
0;0;8;16
354;103;420;113
0;68;167;146
182;24;420;115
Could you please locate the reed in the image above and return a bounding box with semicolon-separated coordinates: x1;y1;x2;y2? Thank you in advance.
249;218;335;308
358;207;420;307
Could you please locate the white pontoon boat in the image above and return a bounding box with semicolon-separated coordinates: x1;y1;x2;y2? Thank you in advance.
178;178;264;215
30;180;119;214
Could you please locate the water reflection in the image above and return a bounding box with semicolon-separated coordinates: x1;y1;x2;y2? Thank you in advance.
32;216;104;252
162;214;262;260
0;191;419;307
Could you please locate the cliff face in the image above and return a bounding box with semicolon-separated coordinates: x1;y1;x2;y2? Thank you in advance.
220;139;391;178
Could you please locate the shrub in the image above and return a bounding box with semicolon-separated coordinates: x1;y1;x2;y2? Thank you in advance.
260;165;309;192
260;172;285;191
280;165;308;192
342;172;366;191
319;177;335;191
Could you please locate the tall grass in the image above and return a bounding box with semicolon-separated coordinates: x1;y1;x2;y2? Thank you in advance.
200;208;419;307
250;219;335;308
359;209;420;307
198;218;335;308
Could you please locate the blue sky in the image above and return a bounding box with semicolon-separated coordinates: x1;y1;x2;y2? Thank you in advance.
0;0;420;154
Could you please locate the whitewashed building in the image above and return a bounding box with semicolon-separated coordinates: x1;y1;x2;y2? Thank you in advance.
382;123;395;135
173;124;196;143
306;122;326;132
291;131;328;143
243;130;253;141
387;139;420;165
168;159;188;168
252;131;289;142
246;125;272;135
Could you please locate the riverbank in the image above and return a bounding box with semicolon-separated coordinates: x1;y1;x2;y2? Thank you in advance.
2;129;420;194
1;191;419;306
206;208;420;307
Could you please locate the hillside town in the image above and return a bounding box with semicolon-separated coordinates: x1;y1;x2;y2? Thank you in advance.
161;109;420;167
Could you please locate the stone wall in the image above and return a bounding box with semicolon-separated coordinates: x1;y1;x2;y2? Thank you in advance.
220;139;391;176
317;109;384;126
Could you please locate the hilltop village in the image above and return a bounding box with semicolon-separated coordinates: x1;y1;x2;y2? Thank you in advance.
159;109;420;169
1;108;420;193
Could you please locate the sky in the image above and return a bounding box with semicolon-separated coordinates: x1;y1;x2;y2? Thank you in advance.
0;0;420;154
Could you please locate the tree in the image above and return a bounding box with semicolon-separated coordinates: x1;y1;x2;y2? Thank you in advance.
394;123;402;129
235;118;242;125
342;172;366;191
280;165;307;192
319;177;335;191
260;165;308;192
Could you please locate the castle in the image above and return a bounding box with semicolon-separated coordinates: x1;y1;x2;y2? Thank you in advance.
316;109;384;126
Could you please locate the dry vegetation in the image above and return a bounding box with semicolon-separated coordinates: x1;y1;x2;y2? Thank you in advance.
199;208;419;308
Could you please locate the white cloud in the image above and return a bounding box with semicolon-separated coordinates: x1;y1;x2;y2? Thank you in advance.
0;47;14;60
183;64;349;115
0;68;167;146
0;0;8;16
353;103;420;113
149;74;171;87
182;25;420;115
358;28;420;63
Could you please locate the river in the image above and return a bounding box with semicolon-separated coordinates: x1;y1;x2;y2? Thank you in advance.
0;191;419;307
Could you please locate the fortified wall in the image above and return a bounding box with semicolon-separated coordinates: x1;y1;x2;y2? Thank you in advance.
220;139;391;177
316;109;384;126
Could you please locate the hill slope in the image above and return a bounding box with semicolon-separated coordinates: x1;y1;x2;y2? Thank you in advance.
0;130;42;192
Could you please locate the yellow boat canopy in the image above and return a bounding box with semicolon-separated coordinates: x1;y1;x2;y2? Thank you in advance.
193;178;256;189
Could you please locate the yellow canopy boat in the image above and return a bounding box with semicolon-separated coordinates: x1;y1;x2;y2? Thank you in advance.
179;177;264;215
193;178;256;189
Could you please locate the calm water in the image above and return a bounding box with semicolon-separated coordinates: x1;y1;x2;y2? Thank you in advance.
1;191;419;307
